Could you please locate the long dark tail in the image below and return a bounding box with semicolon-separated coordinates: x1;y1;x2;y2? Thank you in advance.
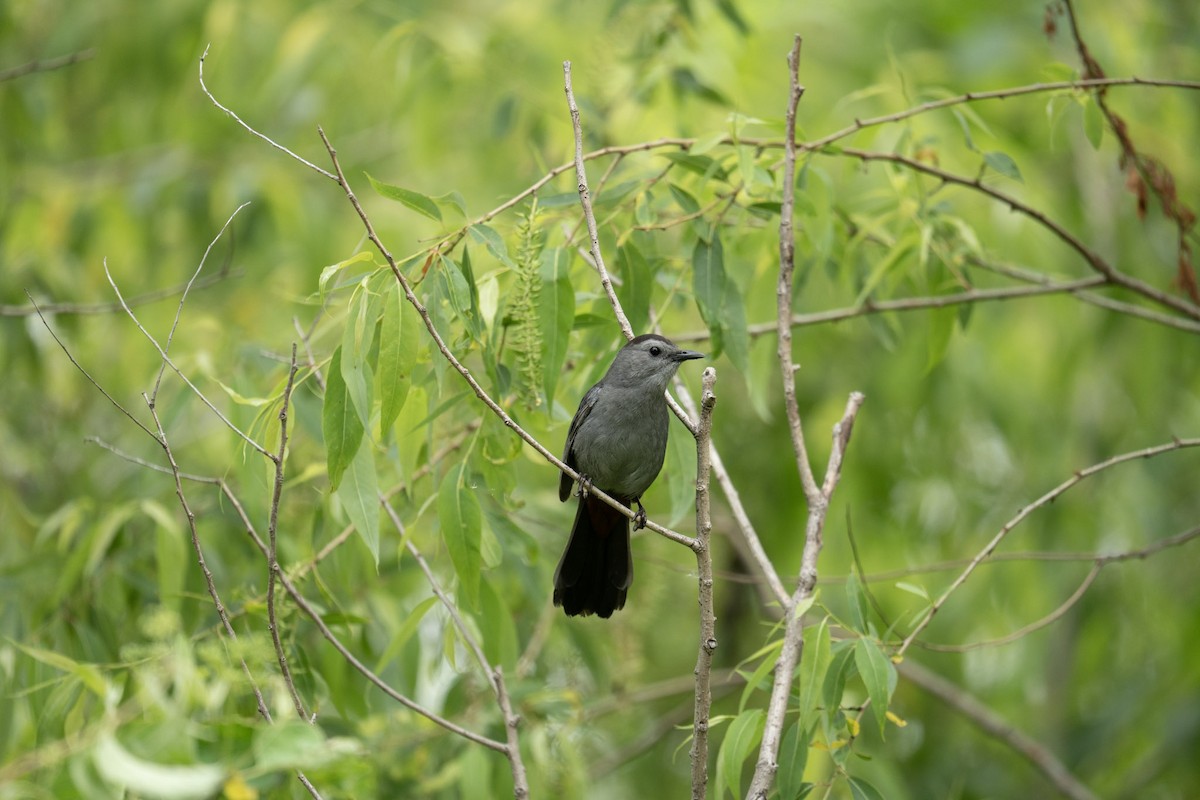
553;494;632;618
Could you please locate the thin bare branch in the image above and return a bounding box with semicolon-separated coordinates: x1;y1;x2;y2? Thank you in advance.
103;259;273;459
25;292;159;441
774;37;818;502
840;148;1200;321
918;564;1101;653
0;49;94;82
690;368;719;800
899;660;1099;800
4;272;236;317
153;202;249;402
563;61;634;339
801;76;1200;154
266;346;308;720
897;437;1200;657
198;45;337;180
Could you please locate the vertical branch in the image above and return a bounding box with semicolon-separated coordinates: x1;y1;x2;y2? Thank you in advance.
775;37;818;500
690;367;719;799
750;37;868;800
266;345;308;720
563;60;635;339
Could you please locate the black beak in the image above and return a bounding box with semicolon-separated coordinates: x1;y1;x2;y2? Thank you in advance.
672;349;706;362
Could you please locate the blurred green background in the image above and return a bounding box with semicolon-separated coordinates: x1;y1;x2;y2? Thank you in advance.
3;0;1199;798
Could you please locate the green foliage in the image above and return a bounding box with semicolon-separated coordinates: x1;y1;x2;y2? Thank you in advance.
3;0;1200;798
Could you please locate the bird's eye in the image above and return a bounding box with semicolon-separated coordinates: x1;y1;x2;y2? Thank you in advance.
649;346;662;357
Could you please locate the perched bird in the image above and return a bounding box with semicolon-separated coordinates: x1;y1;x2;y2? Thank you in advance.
553;334;705;617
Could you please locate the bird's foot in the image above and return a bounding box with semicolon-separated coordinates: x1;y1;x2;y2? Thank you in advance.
576;474;593;499
633;499;647;530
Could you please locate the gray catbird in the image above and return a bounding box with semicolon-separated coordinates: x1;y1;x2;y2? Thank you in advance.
553;334;705;618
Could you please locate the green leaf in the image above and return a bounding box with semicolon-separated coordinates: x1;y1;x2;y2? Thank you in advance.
318;251;374;299
253;720;329;772
669;183;701;215
737;638;784;714
147;499;185;616
719;276;750;376
718;708;765;798
539;247;574;406
926;306;957;372
336;438;380;566
373;596;439;673
91;734;225;800
854;638;896;739
616;240;653;335
665;416;698;527
480;578;520;670
692;232;727;345
855;232;916;306
659;151;730;182
340;288;376;428
439;254;481;340
468;223;514;267
1083;96;1104;149
983;151;1023;182
845;571;869;633
365;173;442;221
777;722;810;800
377;280;417;438
434;190;468;218
594;179;642;206
848;776;887;800
822;642;857;712
322;346;364;491
13;642;107;697
798;617;831;731
438;463;482;610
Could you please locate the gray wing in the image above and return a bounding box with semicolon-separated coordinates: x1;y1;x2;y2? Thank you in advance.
559;382;602;501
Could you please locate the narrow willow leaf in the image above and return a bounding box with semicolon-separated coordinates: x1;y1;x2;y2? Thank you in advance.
438;464;482;610
1083;97;1104;149
373;596;439;673
855;233;916;306
983;150;1023;182
845;571;869;633
377;281;416;437
340;289;375;428
719;276;750;376
718;708;765;799
323;346;364;491
737;638;784;714
539;247;574;407
799;617;832;731
337;439;380;566
617;240;652;336
692;233;726;342
480;579;520;670
777;722;810;800
665;418;697;527
848;776;887;800
926;306;957;372
854;638;896;739
661;151;730;181
822;642;857;713
365;173;442;221
468;223;514;267
669;183;701;214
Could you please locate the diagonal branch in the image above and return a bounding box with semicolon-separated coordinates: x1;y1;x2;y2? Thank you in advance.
840;147;1200;321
